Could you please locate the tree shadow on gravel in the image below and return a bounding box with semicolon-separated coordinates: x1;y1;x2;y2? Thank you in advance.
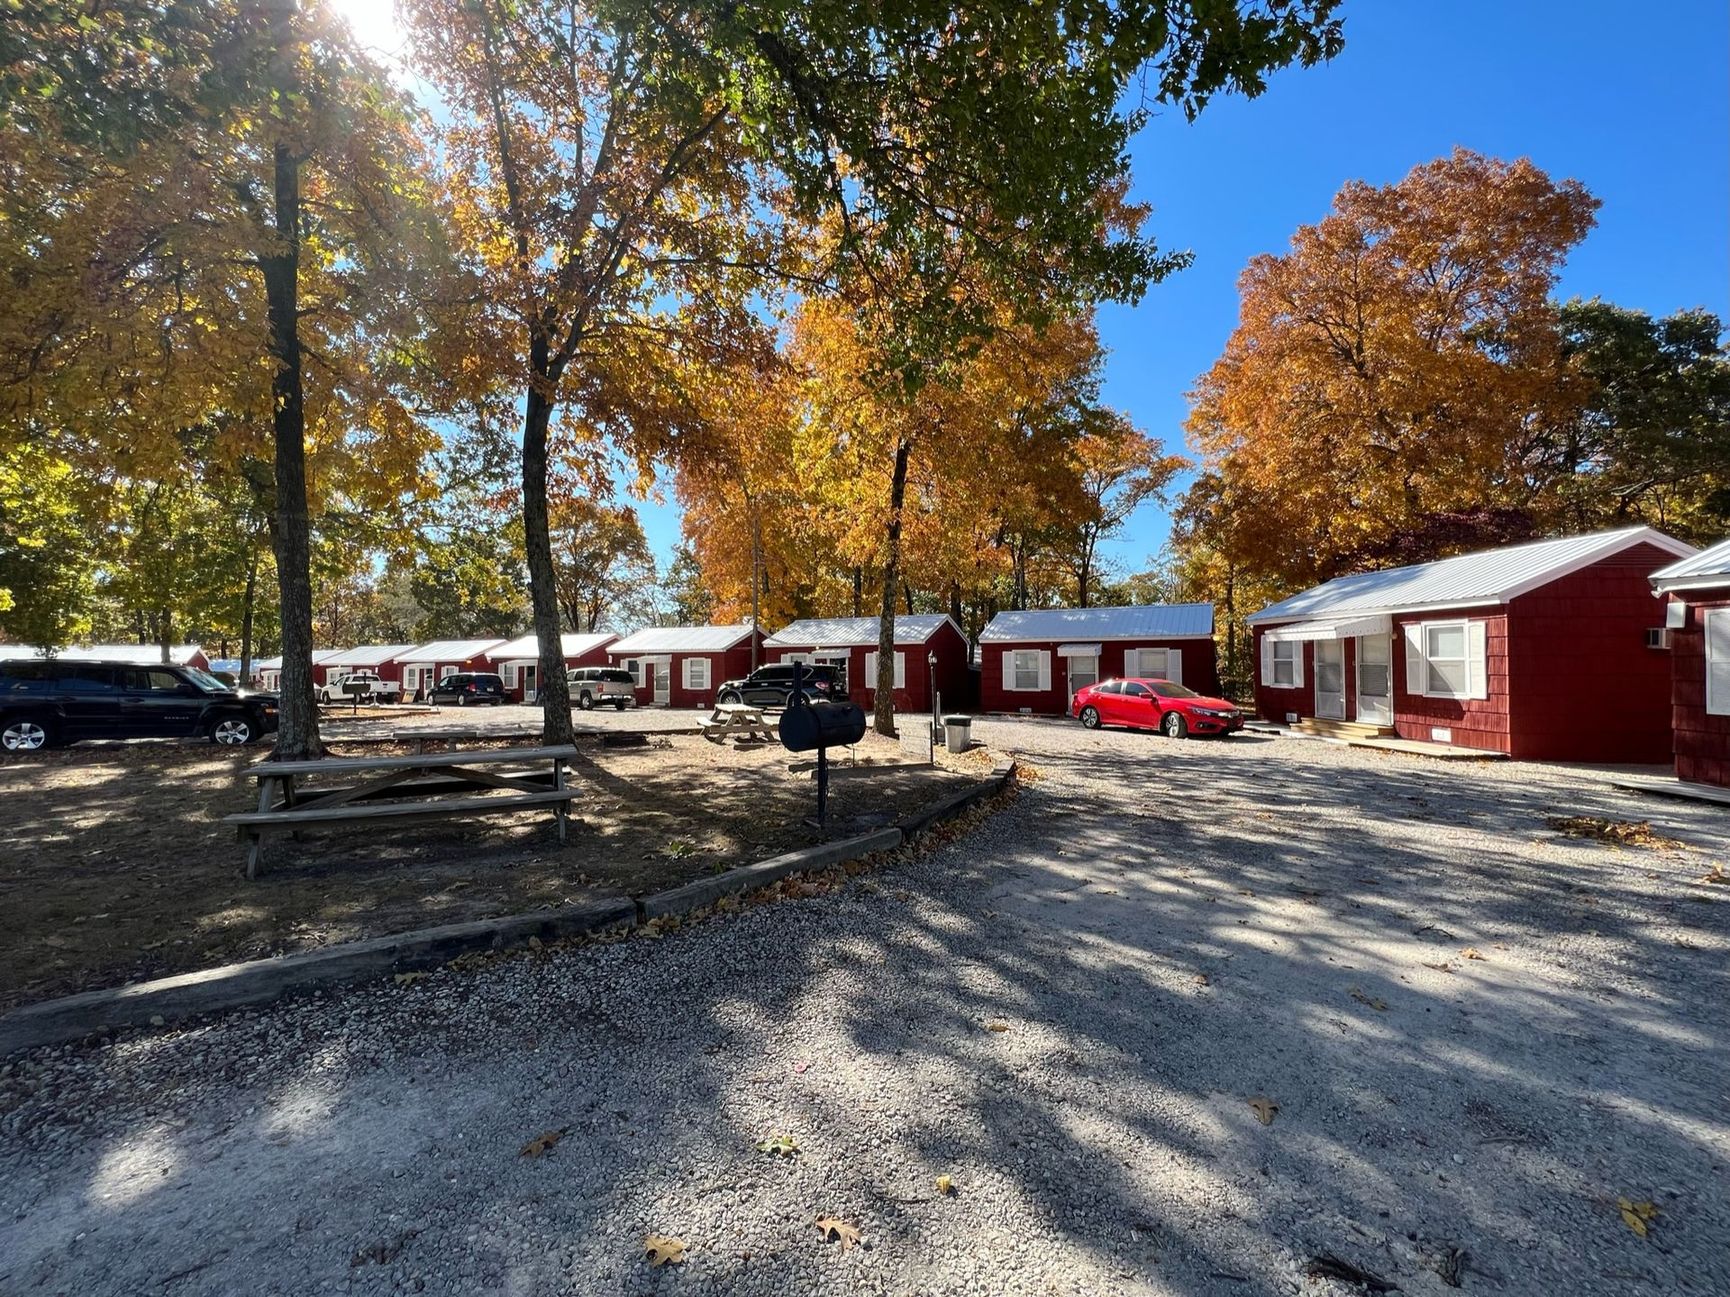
3;730;1727;1296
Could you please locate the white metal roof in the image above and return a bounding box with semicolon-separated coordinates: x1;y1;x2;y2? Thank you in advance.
400;638;508;662
1247;526;1694;625
764;615;958;649
607;624;756;654
320;644;419;668
1651;537;1730;592
490;631;617;661
979;604;1214;643
35;644;205;665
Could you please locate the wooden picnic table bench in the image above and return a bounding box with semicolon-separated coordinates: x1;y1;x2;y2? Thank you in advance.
384;728;540;754
224;744;580;878
701;702;777;744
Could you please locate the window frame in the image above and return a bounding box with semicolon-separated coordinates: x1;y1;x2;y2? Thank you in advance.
1011;649;1042;691
1271;640;1298;688
1422;620;1471;699
1707;608;1730;717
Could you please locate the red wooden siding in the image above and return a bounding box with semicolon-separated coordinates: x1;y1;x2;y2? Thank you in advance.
1392;610;1512;753
980;638;1219;716
502;641;612;701
610;636;764;708
1503;542;1674;763
1668;591;1730;786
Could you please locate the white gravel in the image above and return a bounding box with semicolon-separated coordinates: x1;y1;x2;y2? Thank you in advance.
2;721;1726;1296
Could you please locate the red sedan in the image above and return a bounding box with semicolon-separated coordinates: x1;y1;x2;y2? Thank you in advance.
1071;677;1244;738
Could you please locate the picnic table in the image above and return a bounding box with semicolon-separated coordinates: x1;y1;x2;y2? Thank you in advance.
386;728;538;754
225;744;580;878
700;702;776;744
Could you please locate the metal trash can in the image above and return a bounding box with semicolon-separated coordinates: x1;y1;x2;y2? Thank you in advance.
942;714;973;753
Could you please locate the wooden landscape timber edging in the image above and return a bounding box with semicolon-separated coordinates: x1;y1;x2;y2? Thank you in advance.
0;761;1016;1057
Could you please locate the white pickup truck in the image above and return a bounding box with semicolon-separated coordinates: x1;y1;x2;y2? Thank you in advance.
317;671;403;704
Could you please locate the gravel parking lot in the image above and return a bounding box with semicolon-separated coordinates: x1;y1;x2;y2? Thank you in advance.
2;721;1726;1296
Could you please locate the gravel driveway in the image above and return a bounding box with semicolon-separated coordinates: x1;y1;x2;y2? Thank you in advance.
3;722;1726;1296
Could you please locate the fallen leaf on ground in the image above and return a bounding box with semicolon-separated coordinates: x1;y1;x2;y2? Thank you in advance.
1698;866;1730;886
1193;973;1211;986
756;1133;800;1157
1350;987;1389;1011
643;1234;687;1266
1546;815;1685;850
815;1217;862;1252
519;1128;567;1158
392;972;428;986
1306;1252;1397;1292
793;1059;810;1074
985;1019;1010;1033
935;1174;954;1195
1248;1096;1280;1126
1618;1197;1658;1238
1423;961;1456;973
1460;947;1485;960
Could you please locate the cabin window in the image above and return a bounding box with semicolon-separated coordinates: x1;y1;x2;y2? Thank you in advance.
1425;623;1469;696
683;657;710;690
1132;647;1169;679
1407;619;1488;700
1271;640;1298;687
864;650;906;690
499;663;518;688
1708;609;1730;716
1005;649;1048;692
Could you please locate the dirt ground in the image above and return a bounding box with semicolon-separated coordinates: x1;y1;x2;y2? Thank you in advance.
0;731;978;1012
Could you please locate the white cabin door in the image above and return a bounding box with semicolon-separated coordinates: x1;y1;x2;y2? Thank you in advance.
1066;654;1098;698
1314;640;1346;720
1355;633;1392;725
652;659;671;704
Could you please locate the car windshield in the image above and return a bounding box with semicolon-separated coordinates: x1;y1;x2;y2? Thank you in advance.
1149;681;1200;699
181;667;228;692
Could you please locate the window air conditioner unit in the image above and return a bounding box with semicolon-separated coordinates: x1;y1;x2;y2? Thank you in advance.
1645;627;1670;650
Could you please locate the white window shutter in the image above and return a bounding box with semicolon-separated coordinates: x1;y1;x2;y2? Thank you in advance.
1001;650;1016;692
1125;647;1137;677
1467;621;1488;700
1404;624;1425;695
1260;636;1273;686
1165;648;1182;687
1706;610;1730;716
865;651;879;688
893;652;906;689
501;663;516;688
1037;651;1051;692
1292;643;1304;688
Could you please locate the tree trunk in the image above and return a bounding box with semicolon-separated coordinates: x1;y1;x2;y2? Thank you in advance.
159;609;173;665
258;0;320;759
948;579;962;630
873;437;911;737
749;494;762;671
523;357;575;744
851;566;863;618
240;544;258;685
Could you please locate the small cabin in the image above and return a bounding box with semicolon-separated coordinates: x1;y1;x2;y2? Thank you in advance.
977;604;1218;715
490;632;617;702
1650;538;1730;788
1246;526;1694;761
397;639;508;701
763;615;970;714
255;648;347;692
606;625;765;707
314;644;419;691
45;644;213;672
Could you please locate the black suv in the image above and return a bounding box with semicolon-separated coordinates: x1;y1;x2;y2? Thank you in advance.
715;663;847;708
0;659;280;752
428;672;507;706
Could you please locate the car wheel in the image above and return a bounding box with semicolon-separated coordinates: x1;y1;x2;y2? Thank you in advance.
210;715;255;746
1162;710;1188;739
718;689;742;706
1079;705;1101;730
2;717;54;752
577;691;595;710
456;694;468;707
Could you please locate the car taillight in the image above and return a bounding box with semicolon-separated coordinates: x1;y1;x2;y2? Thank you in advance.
467;683;477;692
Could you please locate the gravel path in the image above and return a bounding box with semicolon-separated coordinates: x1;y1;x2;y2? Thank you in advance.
3;722;1726;1296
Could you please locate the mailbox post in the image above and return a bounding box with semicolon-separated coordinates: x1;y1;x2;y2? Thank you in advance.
777;661;868;827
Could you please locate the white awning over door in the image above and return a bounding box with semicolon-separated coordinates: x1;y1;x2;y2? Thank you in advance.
1055;642;1103;657
1263;614;1392;643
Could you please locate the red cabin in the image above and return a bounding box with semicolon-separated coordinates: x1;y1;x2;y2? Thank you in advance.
490;632;617;702
1246;527;1694;762
313;644;418;691
978;604;1218;715
48;644;213;673
397;639;508;702
606;625;765;707
763;615;970;715
1650;538;1730;787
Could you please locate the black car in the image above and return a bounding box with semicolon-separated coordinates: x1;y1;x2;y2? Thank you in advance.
0;658;280;752
714;663;847;708
428;672;507;707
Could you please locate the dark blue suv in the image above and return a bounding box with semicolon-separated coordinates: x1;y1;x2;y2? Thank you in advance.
0;659;279;752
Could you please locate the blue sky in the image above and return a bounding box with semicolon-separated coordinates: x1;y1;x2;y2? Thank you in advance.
626;1;1730;579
